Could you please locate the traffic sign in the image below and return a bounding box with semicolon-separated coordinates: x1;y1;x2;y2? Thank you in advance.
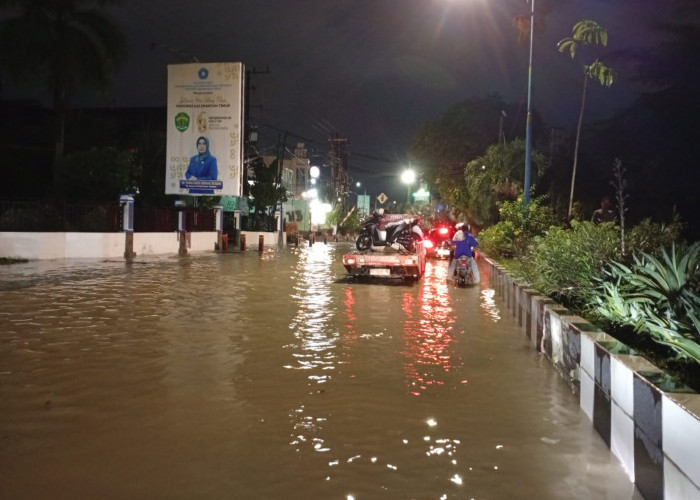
377;192;388;204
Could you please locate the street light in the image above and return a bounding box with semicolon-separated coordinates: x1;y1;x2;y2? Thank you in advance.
303;169;319;235
309;165;320;185
523;0;534;208
401;169;416;204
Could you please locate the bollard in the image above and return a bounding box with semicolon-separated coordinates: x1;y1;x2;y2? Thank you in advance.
240;234;246;251
124;232;135;260
214;205;223;252
258;234;264;252
309;234;313;246
178;231;188;256
174;200;187;256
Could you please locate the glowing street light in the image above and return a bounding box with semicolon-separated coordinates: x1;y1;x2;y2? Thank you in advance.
309;165;320;186
401;169;416;204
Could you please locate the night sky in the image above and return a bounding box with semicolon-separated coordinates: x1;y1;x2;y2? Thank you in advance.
7;0;675;198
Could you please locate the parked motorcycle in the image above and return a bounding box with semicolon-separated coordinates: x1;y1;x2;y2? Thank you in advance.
452;255;475;287
355;211;423;253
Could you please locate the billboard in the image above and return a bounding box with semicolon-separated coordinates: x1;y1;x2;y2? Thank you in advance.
166;62;244;196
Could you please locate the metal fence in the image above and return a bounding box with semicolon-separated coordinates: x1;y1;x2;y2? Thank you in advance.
0;199;216;233
0;199;120;232
241;214;278;232
135;205;216;232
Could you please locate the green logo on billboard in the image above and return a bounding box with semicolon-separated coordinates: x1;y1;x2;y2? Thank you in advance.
174;112;190;132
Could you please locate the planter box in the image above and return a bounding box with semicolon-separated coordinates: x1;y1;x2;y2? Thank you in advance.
484;257;700;500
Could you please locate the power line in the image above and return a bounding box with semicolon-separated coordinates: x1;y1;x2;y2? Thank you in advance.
260;122;398;165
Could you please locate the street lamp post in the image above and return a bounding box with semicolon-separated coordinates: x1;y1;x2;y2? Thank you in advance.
523;0;534;208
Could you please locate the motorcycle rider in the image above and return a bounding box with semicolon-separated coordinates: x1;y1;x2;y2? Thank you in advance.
447;223;480;284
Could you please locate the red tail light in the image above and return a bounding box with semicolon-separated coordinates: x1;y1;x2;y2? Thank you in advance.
423;239;434;249
438;227;449;235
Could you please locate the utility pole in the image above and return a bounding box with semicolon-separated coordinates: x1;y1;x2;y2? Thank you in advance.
276;131;287;247
244;66;269;150
499;110;507;145
243;66;268;197
328;133;348;205
523;0;535;208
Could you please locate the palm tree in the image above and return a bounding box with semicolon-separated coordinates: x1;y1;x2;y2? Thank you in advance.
557;20;616;219
0;0;128;190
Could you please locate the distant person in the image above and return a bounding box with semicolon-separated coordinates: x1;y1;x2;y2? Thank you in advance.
448;223;480;284
186;136;218;180
591;196;616;224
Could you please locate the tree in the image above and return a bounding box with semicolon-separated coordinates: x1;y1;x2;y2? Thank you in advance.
463;139;548;226
407;95;527;207
249;157;286;215
0;0;128;189
557;20;616;219
55;146;137;202
326;202;362;234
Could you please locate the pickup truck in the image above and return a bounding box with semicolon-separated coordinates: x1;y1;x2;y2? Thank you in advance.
342;240;426;280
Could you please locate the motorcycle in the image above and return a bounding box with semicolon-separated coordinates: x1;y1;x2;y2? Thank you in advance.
435;240;453;259
355;211;423;253
452;255;475;287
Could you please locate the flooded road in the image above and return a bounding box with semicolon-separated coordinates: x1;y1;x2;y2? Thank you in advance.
0;243;641;500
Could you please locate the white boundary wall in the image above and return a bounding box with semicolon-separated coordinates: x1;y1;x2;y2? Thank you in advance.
0;231;283;260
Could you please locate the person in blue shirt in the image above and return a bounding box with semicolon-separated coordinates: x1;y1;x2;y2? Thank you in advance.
447;223;480;283
185;136;218;180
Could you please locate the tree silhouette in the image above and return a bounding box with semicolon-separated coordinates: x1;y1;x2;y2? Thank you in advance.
0;0;128;190
557;20;616;219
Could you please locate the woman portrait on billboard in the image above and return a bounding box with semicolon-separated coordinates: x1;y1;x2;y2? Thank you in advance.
185;136;218;180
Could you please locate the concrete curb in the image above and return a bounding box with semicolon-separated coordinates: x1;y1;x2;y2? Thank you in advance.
483;257;699;500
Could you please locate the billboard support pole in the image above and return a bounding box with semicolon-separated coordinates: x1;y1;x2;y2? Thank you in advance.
120;195;135;260
175;200;188;256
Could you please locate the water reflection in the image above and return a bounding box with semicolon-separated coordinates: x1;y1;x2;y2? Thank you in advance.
402;260;458;396
286;244;338;457
0;246;643;500
342;287;358;343
287;243;337;379
480;287;501;321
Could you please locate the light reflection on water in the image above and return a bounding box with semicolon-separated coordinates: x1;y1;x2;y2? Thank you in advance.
480;287;502;321
287;243;338;457
402;260;458;396
0;245;642;500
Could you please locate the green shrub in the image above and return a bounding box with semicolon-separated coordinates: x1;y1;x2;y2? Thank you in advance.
590;242;700;363
478;195;559;259
479;220;519;258
521;221;621;309
626;216;685;259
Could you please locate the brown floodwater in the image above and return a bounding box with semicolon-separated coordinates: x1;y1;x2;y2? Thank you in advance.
0;243;642;500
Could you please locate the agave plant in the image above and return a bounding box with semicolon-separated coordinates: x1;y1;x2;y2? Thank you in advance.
591;242;700;362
